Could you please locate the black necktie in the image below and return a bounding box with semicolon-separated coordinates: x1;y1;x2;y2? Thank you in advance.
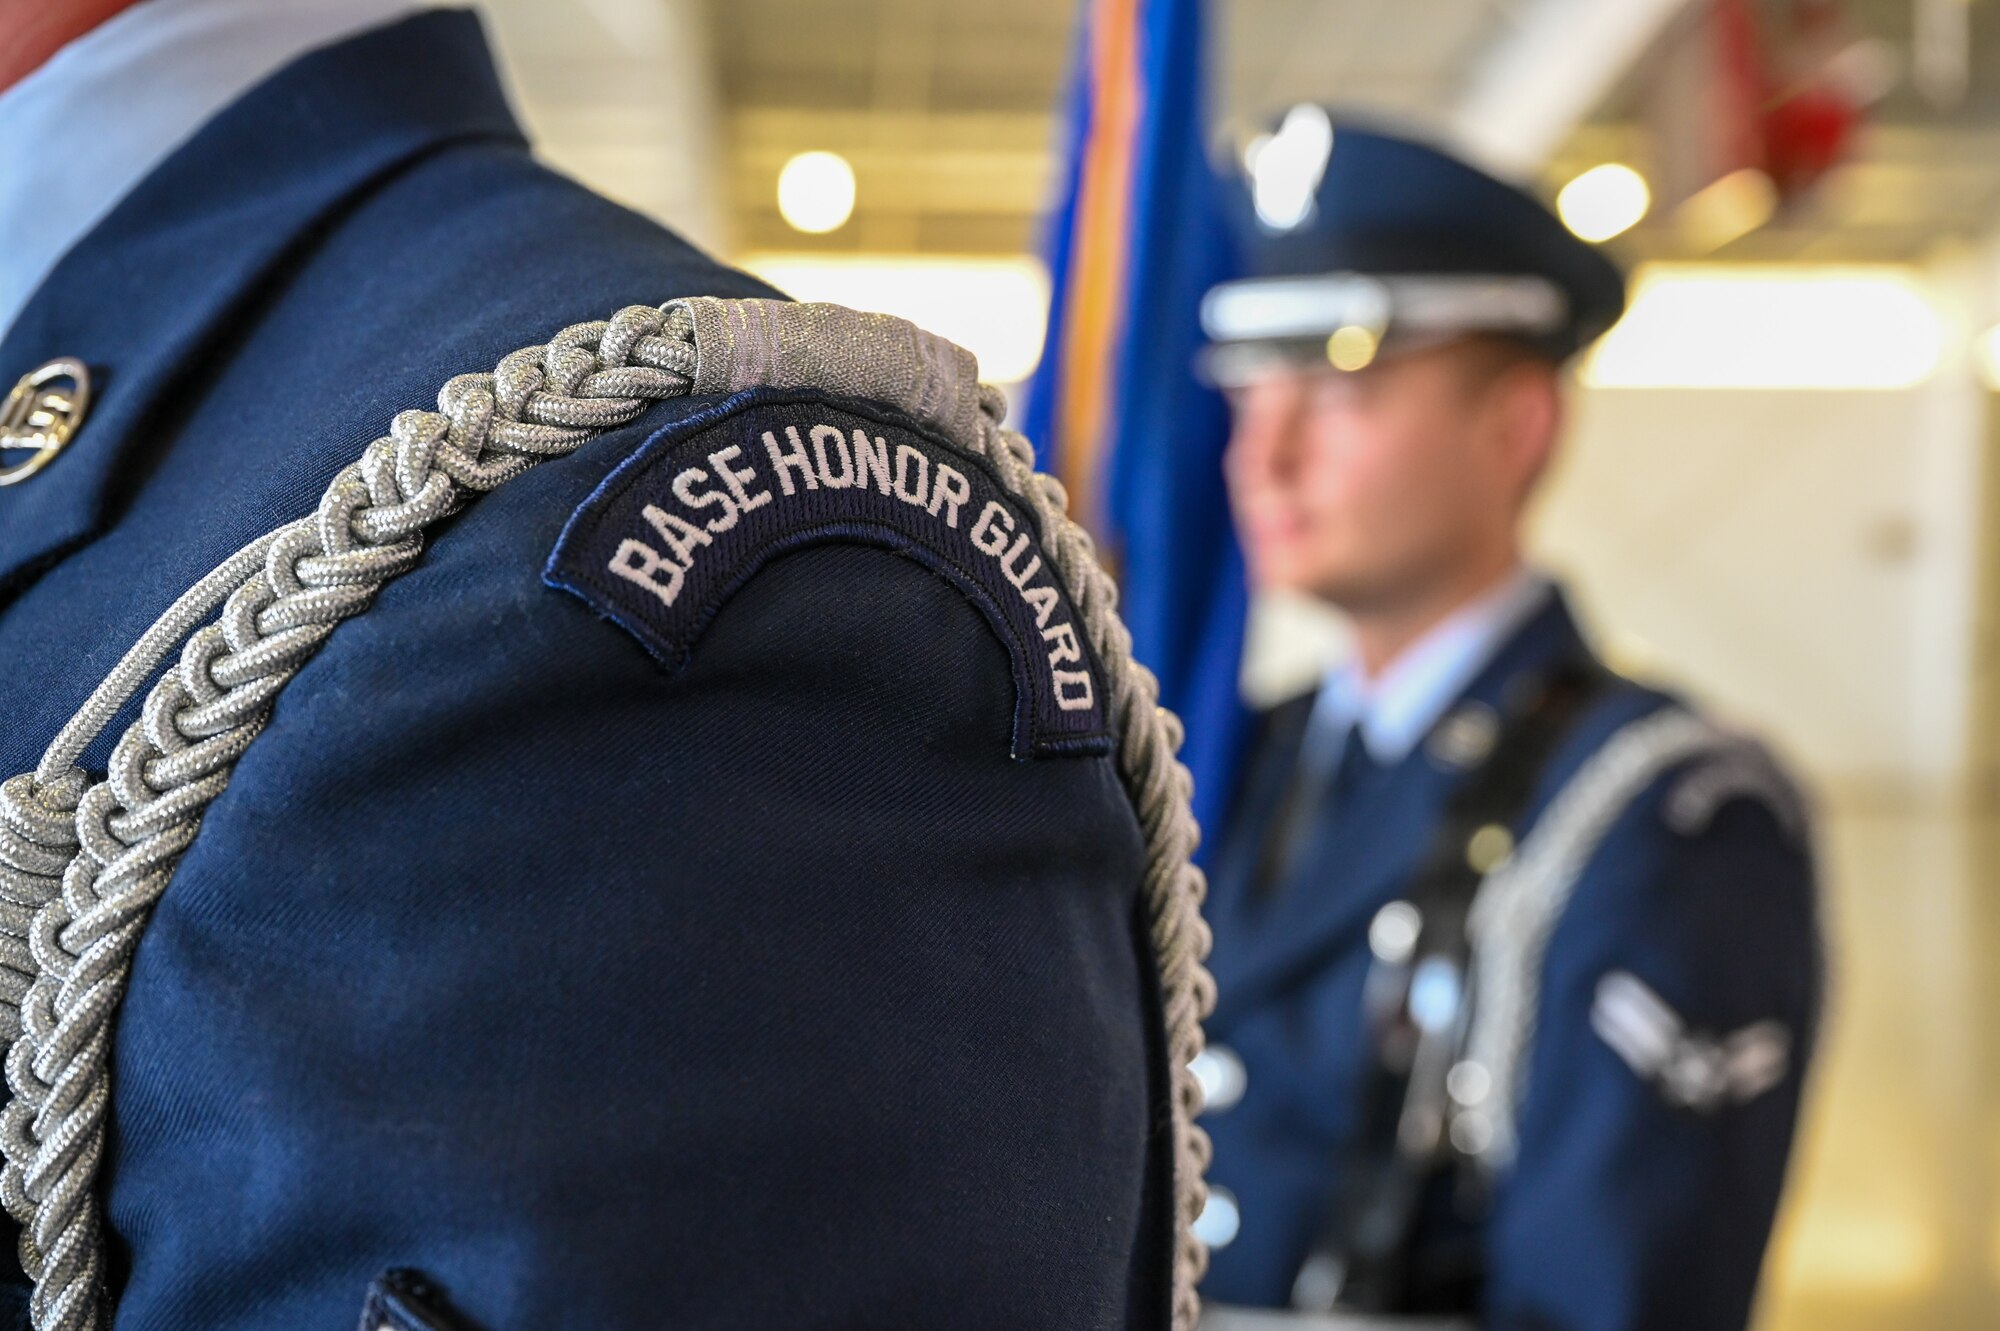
1253;720;1377;899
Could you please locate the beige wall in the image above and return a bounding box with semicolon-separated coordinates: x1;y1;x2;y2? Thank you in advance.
1536;379;1984;800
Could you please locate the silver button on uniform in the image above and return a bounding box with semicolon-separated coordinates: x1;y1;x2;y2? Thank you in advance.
1189;1044;1248;1113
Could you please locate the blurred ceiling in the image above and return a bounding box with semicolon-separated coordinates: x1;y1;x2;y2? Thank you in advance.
489;0;1533;258
1553;0;2000;264
711;0;1524;254
711;0;1075;254
484;0;2000;267
1221;0;1519;131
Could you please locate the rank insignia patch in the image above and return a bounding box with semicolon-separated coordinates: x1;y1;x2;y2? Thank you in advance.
545;389;1113;759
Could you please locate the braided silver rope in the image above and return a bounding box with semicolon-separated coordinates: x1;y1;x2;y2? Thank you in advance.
0;303;697;1329
0;299;1216;1329
1461;707;1728;1168
965;385;1218;1330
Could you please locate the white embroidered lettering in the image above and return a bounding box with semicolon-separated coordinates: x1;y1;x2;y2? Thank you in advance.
851;429;892;494
1023;584;1060;628
970;499;1014;556
892;444;929;506
929;463;970;527
764;427;818;495
1053;669;1095;711
591;418;1101;740
671;466;740;534
1044;621;1083;666
999;532;1042;591
810;423;854;488
709;444;771;513
607;538;685;606
642;503;713;566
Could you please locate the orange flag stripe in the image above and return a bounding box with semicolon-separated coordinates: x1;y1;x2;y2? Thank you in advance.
1053;0;1142;534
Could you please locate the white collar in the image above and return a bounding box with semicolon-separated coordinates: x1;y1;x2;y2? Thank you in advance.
0;0;421;344
1312;567;1554;765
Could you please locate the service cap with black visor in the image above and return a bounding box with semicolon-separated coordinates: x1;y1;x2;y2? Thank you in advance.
1197;109;1628;386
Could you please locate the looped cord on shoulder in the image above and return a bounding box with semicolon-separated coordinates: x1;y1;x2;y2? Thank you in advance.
0;299;1215;1331
1462;707;1737;1168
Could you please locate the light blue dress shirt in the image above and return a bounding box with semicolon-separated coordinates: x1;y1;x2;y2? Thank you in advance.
1306;566;1555;768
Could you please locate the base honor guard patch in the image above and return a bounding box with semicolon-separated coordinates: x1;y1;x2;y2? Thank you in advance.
546;388;1114;759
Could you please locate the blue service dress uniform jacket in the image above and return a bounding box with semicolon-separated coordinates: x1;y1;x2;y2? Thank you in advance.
1197;590;1821;1331
0;11;1177;1329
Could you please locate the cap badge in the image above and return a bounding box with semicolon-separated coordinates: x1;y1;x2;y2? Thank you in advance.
1248;104;1333;232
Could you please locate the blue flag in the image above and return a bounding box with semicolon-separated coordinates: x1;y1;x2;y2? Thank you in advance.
1023;0;1249;856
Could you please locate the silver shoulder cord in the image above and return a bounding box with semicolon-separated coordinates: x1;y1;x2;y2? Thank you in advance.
1459;706;1800;1170
0;298;1219;1331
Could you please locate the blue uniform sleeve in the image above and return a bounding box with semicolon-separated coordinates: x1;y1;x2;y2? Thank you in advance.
1483;776;1822;1331
93;411;1175;1329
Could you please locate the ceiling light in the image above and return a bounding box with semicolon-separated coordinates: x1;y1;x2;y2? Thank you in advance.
1556;163;1650;243
776;151;856;235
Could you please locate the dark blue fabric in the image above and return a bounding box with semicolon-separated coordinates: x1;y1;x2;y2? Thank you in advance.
0;12;1171;1329
1197;591;1821;1331
1226;121;1628;360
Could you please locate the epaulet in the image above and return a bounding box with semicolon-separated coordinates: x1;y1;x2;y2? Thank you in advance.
1660;730;1811;842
